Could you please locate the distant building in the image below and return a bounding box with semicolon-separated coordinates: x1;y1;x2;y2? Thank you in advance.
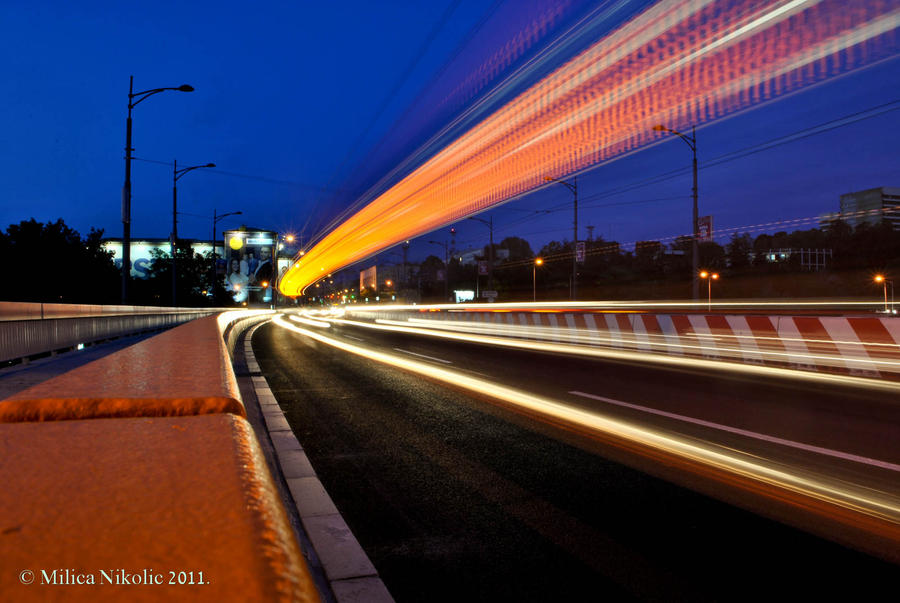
458;247;509;265
761;248;831;271
832;186;900;230
457;248;482;266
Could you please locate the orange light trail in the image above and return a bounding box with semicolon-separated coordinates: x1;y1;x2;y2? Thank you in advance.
281;0;899;295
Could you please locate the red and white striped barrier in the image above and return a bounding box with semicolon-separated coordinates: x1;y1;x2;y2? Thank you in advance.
392;310;900;380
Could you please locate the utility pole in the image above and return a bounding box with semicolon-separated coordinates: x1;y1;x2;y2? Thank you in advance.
544;175;578;301
654;123;699;300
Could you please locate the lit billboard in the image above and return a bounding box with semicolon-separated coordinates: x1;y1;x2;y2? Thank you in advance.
359;266;376;293
223;229;276;304
102;239;221;279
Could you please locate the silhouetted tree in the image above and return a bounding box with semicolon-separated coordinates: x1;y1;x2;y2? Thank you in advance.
726;233;753;270
499;236;534;262
0;219;118;303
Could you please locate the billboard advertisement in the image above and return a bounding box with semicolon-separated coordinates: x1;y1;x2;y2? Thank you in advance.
698;215;713;242
359;266;377;293
223;229;276;304
103;240;221;279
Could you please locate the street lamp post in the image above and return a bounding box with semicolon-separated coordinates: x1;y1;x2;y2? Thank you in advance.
468;216;494;295
875;275;895;313
533;257;543;302
402;240;410;295
699;270;719;311
544;176;578;301
121;76;194;303
212;209;242;301
428;240;449;302
653;124;699;300
272;234;298;311
171;160;215;306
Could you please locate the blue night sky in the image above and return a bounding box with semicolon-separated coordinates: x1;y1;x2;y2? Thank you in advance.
2;0;898;266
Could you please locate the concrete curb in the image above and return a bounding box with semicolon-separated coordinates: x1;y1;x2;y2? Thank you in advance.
244;322;394;603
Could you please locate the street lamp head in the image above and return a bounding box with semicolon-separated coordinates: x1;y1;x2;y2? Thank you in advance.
875;274;885;283
699;270;709;278
205;163;216;168
711;273;720;280
544;176;554;182
535;257;543;265
652;124;668;131
177;85;194;92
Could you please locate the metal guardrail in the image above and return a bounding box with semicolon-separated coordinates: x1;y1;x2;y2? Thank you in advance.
0;301;219;364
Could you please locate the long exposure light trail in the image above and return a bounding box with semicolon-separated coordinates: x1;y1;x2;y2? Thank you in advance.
301;313;900;394
271;314;900;551
281;0;899;295
311;299;889;311
388;317;900;374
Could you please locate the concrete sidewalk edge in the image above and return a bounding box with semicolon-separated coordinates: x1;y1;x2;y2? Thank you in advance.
243;321;394;603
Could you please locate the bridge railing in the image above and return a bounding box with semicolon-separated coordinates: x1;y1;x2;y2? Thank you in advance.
0;301;219;365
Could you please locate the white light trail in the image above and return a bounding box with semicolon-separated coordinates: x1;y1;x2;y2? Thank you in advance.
570;390;900;473
316;315;900;394
272;314;900;527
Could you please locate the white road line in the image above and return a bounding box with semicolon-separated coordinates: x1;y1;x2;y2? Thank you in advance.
569;390;900;473
392;348;453;364
343;334;364;342
272;316;900;520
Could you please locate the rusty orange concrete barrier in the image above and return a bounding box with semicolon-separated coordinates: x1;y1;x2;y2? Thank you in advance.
0;311;320;601
0;413;317;602
0;316;244;423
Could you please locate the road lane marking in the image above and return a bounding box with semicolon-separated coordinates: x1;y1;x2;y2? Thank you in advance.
392;348;452;364
272;315;900;524
343;334;364;342
569;390;900;473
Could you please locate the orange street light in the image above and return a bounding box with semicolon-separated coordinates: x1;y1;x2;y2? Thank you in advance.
533;257;543;302
874;274;894;313
699;270;719;311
